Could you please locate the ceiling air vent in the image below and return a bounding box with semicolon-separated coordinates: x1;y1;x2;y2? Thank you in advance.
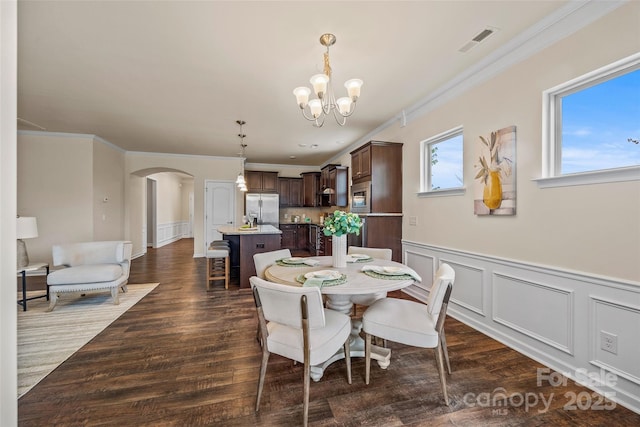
458;26;498;53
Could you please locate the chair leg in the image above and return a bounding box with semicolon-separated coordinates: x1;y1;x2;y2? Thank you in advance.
365;333;372;385
255;347;270;412
441;330;452;374
344;339;352;384
303;358;310;427
46;291;58;312
255;323;262;347
434;341;450;406
111;286;120;305
224;256;229;289
206;257;211;289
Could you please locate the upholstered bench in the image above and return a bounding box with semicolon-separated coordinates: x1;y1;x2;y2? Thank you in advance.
46;241;133;311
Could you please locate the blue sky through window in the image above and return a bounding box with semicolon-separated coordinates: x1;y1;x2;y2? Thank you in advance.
561;69;640;174
430;134;463;189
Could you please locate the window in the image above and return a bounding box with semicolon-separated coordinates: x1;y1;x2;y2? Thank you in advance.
540;53;640;187
420;126;464;195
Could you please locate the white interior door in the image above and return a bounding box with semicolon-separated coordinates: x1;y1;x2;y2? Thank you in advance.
205;181;235;251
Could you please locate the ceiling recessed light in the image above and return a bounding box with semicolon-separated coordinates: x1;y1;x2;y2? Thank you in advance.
336;140;345;145
310;144;319;149
289;155;297;159
298;143;307;147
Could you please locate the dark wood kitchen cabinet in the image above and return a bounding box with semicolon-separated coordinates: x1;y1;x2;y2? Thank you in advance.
349;141;403;261
347;215;403;262
301;172;321;207
320;165;348;207
280;224;309;251
351;144;371;181
245;171;278;193
350;141;403;212
278;177;303;207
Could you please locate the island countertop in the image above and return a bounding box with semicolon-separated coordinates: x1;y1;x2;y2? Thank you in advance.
217;224;282;235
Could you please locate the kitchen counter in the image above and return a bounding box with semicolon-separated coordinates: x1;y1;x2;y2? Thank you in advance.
217;224;282;235
218;224;282;289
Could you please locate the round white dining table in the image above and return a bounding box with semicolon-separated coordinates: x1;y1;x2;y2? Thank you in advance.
264;256;419;381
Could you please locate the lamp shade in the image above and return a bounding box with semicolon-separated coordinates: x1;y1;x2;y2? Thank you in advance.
17;217;38;239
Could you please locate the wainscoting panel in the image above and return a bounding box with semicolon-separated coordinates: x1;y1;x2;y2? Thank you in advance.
156;221;189;248
444;259;485;316
493;273;574;354
403;250;435;301
402;240;640;415
590;296;640;386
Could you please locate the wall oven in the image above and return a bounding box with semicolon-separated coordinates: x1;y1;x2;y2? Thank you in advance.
350;181;371;213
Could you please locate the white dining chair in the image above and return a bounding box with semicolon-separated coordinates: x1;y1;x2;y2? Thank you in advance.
362;263;455;406
252;249;293;345
347;246;392;261
253;249;292;279
251;276;352;427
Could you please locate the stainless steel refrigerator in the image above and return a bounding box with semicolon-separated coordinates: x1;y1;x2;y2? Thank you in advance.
245;193;279;227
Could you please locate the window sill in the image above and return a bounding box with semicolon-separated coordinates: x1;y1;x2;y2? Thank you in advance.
417;188;466;197
533;166;640;188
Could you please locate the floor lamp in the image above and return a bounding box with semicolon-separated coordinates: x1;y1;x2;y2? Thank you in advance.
17;216;38;269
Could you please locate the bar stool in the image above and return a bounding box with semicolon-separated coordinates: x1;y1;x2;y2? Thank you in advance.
207;241;230;290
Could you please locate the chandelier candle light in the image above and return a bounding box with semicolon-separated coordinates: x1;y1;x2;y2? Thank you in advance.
293;33;363;127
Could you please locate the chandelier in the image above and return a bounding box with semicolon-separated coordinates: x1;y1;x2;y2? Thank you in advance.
293;33;363;127
235;120;248;192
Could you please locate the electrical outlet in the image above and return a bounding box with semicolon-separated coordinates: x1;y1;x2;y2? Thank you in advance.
600;331;618;355
409;216;418;226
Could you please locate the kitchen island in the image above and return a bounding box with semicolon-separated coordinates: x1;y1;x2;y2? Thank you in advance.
218;225;282;289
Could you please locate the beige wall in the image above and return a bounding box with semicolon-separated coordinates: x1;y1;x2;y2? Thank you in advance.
362;2;639;281
17;133;96;263
150;172;184;225
92;139;125;241
181;179;194;223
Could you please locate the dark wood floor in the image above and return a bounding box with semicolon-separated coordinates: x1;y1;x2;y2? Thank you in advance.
18;239;640;426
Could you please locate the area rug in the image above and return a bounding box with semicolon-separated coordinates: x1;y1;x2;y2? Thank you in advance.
17;283;159;398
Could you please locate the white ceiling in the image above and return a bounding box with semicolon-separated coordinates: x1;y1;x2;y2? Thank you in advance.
17;0;573;166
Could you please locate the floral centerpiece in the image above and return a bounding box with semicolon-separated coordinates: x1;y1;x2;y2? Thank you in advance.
322;210;362;237
323;210;362;268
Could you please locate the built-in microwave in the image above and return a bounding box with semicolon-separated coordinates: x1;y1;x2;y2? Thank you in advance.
350;181;371;213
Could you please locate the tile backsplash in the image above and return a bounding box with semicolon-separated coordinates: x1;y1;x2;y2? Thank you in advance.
280;207;332;224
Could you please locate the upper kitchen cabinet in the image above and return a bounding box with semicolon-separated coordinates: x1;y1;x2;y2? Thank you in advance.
301;172;321;207
246;171;278;193
350;141;403;212
351;144;371;181
320;165;348;207
278;177;303;207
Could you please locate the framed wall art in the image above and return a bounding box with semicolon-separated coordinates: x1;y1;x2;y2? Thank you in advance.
474;125;516;216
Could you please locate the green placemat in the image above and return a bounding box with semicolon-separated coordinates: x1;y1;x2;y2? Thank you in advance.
296;273;347;287
363;270;414;281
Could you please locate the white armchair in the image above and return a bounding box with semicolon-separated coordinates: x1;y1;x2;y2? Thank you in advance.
46;241;133;312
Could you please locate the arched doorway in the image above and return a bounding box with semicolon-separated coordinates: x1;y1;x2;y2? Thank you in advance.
129;167;194;257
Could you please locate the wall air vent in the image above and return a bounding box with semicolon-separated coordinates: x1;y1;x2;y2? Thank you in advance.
458;26;499;53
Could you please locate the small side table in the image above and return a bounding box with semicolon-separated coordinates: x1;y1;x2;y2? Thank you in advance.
17;262;49;311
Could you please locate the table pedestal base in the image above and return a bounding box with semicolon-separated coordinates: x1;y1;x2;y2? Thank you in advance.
310;293;390;382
